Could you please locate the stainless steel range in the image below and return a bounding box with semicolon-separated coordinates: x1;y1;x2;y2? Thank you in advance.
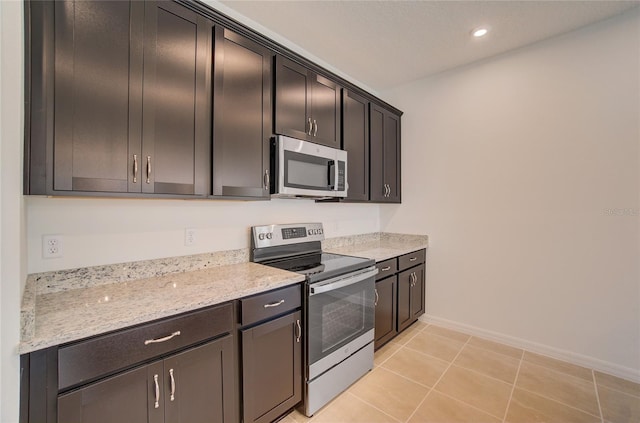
251;223;377;416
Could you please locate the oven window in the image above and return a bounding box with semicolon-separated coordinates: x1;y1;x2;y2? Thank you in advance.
321;292;365;352
307;277;375;365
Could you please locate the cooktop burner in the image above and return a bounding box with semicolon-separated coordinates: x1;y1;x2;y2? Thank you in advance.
263;252;372;283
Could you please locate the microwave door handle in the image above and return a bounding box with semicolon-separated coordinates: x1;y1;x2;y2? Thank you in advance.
327;160;335;190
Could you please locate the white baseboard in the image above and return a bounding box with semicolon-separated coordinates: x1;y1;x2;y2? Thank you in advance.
420;314;640;384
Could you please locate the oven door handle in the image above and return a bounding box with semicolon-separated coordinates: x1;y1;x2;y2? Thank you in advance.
309;267;378;296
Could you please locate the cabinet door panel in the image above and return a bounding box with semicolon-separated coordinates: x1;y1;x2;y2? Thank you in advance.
275;56;311;140
53;0;137;192
397;268;413;332
374;276;397;349
57;361;164;423
142;1;210;195
213;28;272;198
411;264;426;320
369;105;385;202
310;75;340;148
164;335;235;423
242;311;302;423
384;112;401;202
342;90;369;201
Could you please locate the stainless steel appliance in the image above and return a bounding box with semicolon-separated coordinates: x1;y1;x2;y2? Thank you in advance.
251;223;376;416
271;135;348;199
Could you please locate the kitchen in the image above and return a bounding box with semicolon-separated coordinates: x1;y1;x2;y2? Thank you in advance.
1;0;639;422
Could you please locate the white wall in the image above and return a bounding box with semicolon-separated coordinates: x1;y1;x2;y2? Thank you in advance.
27;198;379;273
381;9;640;378
1;1;26;422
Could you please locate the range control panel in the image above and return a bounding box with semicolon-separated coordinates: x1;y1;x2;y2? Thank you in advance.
252;222;324;248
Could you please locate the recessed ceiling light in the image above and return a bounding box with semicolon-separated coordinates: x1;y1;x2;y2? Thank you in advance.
472;27;489;38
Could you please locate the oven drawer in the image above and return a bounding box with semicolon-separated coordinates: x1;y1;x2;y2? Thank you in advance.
376;258;397;280
58;302;233;390
240;284;301;326
398;249;426;271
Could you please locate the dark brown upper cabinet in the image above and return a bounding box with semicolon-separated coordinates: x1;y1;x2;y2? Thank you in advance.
26;0;212;197
342;89;369;201
212;28;273;199
274;56;341;149
370;103;401;203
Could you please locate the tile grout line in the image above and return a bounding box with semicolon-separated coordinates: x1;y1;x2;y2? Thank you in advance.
342;391;403;423
513;385;604;419
592;370;605;423
502;348;525;423
403;334;472;422
375;323;430;367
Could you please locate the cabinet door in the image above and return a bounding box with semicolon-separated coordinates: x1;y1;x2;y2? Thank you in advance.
384;112;401;202
397;268;414;332
242;311;302;423
274;56;311;141
374;276;397;349
164;335;236;423
410;263;426;320
342;90;369;201
213;28;272;198
310;74;341;148
57;361;164;423
53;0;143;193
369;104;401;203
142;1;211;196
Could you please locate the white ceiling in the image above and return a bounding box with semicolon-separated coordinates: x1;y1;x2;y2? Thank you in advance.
219;0;639;91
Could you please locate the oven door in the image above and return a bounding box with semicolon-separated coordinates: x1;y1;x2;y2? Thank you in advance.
274;135;347;198
306;266;376;380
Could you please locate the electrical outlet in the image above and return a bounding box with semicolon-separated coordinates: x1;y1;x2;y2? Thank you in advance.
42;235;64;259
184;228;196;246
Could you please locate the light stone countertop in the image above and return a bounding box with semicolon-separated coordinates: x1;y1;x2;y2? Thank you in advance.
324;233;428;262
19;232;427;354
19;262;304;354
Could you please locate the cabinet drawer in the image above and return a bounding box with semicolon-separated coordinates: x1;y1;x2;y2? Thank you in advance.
398;249;426;271
58;302;233;390
240;284;301;327
375;258;397;280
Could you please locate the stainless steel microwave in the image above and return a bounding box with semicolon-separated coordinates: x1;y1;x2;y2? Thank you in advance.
272;135;347;199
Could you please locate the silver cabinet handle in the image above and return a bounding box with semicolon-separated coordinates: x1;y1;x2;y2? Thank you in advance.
387;184;392;197
374;288;379;306
169;368;176;401
133;154;138;183
263;169;270;190
144;331;181;345
295;319;301;343
409;257;417;262
313;119;318;136
153;374;160;409
307;117;313;135
381;266;391;271
264;299;285;308
146;155;151;184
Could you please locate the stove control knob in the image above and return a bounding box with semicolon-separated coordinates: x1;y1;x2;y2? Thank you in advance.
266;232;273;239
308;229;313;236
318;229;323;235
258;233;265;240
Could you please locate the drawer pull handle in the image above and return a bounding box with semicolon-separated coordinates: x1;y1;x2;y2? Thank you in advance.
381;266;391;271
295;319;302;343
146;155;152;184
409;257;417;262
169;368;176;401
133;154;138;183
153;374;160;408
374;288;379;306
264;299;285;308
144;331;181;345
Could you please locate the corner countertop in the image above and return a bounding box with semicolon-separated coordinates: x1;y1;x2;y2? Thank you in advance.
19;232;427;354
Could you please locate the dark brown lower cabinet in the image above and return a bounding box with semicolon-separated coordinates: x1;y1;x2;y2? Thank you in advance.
397;263;426;333
58;335;235;423
374;276;397;349
241;311;302;423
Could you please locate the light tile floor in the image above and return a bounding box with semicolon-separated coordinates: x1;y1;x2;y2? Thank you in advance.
281;322;640;423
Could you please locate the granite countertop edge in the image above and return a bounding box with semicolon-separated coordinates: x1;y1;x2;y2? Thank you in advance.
19;232;428;355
